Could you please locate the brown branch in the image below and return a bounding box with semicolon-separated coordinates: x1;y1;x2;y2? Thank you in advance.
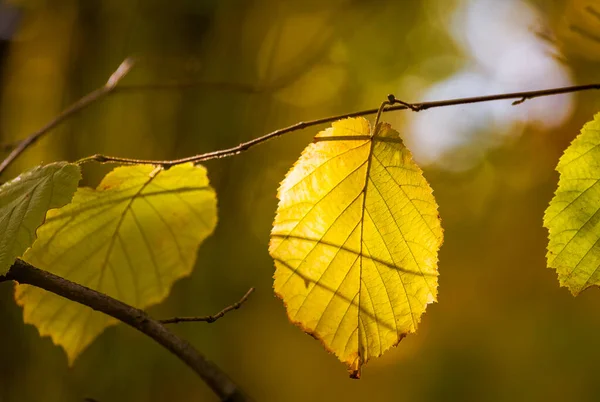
0;259;251;402
78;83;600;168
160;288;255;325
0;58;136;176
3;53;596;174
0;60;266;177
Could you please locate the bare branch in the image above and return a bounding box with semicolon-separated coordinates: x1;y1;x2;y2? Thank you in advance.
160;288;255;325
79;83;600;168
3;56;595;175
1;260;251;402
0;58;136;176
0;59;263;177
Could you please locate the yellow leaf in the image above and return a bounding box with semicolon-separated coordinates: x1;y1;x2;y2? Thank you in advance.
544;112;600;294
15;163;217;363
270;117;443;377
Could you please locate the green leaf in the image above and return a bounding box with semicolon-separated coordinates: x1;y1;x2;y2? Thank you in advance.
270;117;443;378
0;162;80;275
16;163;217;363
545;112;600;295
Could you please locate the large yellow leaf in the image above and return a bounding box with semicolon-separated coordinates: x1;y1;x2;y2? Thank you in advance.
15;163;217;363
270;117;443;377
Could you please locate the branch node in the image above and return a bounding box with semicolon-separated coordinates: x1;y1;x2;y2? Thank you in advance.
512;97;527;105
93;154;108;163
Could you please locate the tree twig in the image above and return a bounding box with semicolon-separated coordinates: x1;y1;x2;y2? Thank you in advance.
0;58;136;176
77;83;600;168
0;59;267;176
0;259;251;402
4;55;597;173
160;288;255;325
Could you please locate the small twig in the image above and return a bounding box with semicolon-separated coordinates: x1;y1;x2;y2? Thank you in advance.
0;260;251;402
160;288;255;325
0;58;135;176
5;75;600;173
0;59;265;177
78;83;600;168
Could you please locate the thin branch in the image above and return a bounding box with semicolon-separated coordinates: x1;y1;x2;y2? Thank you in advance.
0;60;265;177
78;83;600;168
160;288;255;325
0;259;251;402
0;58;135;176
3;58;597;174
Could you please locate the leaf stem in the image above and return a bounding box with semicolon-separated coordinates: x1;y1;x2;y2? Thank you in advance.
78;83;600;168
0;260;252;402
160;288;255;324
372;99;391;135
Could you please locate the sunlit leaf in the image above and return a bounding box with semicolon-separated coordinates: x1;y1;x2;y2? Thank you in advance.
16;163;217;363
270;117;443;377
0;162;80;275
545;112;600;295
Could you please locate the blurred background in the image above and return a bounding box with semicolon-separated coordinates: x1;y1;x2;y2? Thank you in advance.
1;0;600;401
